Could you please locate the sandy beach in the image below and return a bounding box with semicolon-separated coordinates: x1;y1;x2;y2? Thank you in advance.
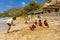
0;16;60;40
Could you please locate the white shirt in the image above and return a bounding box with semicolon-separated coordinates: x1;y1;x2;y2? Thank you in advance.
6;18;13;24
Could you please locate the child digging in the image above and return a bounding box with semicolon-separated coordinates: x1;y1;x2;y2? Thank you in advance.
44;20;49;28
39;19;42;27
28;23;36;31
34;20;37;25
6;17;16;33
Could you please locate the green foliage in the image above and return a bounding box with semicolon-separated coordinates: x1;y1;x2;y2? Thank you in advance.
0;13;9;17
24;0;40;14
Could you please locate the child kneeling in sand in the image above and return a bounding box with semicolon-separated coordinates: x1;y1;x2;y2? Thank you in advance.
28;23;36;30
44;20;49;28
6;17;16;33
39;19;42;27
34;20;37;25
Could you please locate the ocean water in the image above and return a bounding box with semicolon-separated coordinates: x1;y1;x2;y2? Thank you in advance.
0;18;9;31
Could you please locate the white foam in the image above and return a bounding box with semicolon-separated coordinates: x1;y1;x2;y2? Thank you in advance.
0;18;9;23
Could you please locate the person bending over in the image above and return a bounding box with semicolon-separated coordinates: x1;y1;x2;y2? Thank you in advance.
6;17;16;33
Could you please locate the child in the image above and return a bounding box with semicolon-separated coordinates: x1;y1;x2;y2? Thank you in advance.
28;23;36;30
39;19;42;26
27;17;30;21
24;17;28;24
32;24;36;30
44;20;49;28
6;17;16;33
28;24;32;30
34;20;37;25
25;20;28;24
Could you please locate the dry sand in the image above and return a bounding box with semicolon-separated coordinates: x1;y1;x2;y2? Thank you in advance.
0;17;60;40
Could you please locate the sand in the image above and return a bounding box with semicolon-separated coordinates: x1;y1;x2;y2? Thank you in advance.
0;16;60;40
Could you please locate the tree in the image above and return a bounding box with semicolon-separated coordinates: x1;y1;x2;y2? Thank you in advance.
24;0;40;15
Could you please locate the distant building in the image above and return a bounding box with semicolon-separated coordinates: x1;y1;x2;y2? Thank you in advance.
43;0;60;13
28;0;60;15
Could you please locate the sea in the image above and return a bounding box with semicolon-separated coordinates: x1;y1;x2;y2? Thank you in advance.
0;17;10;31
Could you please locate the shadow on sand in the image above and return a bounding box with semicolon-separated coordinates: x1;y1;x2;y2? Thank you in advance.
9;30;20;33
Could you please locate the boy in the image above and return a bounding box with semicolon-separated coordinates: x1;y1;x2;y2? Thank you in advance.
6;17;16;33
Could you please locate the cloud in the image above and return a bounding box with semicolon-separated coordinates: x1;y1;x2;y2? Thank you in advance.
21;2;26;7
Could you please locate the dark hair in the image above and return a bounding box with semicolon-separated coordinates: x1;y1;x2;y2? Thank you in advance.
39;19;41;22
13;17;16;20
44;20;47;22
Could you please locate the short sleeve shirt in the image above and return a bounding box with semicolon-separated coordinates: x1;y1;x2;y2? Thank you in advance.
6;18;13;24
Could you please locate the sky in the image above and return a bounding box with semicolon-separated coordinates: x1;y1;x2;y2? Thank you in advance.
0;0;45;12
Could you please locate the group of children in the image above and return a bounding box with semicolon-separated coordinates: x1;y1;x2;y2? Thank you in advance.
28;17;49;30
38;19;49;28
6;16;49;33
